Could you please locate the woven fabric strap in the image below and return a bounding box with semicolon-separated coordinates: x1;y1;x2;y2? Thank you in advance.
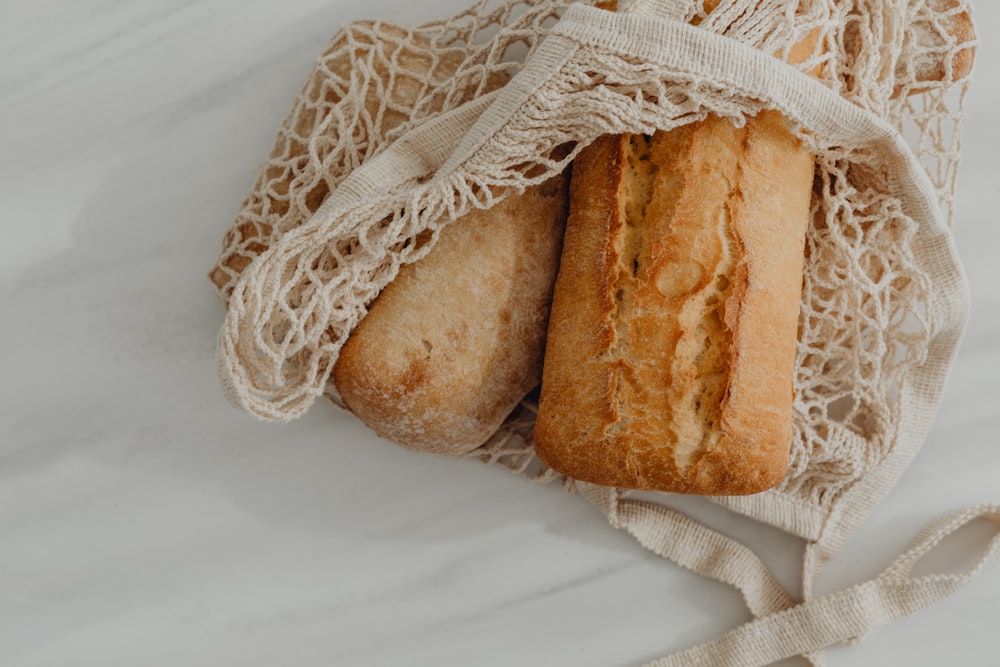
579;484;1000;666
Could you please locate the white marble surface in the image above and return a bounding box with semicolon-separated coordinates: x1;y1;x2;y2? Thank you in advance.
2;1;999;665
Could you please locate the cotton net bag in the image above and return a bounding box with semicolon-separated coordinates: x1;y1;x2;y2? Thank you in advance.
210;0;998;663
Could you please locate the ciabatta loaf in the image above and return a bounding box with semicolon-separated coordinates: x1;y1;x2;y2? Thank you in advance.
335;176;568;455
534;111;814;494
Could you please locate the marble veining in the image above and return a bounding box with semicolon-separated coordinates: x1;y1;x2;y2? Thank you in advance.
2;1;999;665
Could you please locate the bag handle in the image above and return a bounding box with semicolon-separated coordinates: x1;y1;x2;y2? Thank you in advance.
578;484;797;618
579;484;823;666
581;486;1000;666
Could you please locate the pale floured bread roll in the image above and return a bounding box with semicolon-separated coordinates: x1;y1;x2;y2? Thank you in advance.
894;0;975;97
334;176;568;455
534;111;814;495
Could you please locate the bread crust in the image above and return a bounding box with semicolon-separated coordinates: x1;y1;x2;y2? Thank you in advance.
895;0;975;97
334;177;568;455
534;111;813;494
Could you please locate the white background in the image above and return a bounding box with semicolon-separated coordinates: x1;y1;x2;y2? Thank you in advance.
1;1;998;665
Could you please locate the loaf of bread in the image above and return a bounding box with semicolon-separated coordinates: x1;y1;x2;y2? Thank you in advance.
529;0;822;494
534;110;814;495
212;22;566;456
334;176;568;455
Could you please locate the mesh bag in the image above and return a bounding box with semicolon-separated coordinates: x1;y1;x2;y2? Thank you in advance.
210;0;999;663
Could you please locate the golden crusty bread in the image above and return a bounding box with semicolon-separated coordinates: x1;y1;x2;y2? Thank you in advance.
334;175;568;455
533;113;814;494
532;0;819;494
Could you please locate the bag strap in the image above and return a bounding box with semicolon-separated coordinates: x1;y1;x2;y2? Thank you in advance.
580;485;1000;666
578;484;823;666
578;484;797;618
653;505;1000;666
